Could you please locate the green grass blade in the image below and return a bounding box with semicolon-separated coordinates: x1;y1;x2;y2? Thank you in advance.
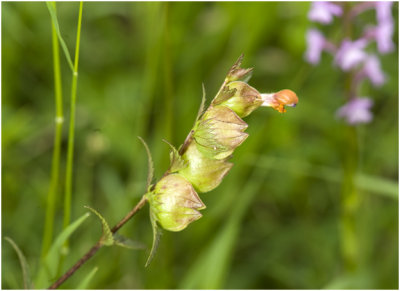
251;155;398;199
77;267;98;289
355;173;398;199
5;237;33;289
63;0;83;238
180;220;238;289
41;0;64;259
34;212;90;288
46;2;74;72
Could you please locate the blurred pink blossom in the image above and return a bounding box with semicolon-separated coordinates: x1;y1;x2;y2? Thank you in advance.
336;97;373;124
305;2;395;126
375;2;395;53
362;55;385;86
376;2;393;24
375;21;395;53
305;29;326;64
308;2;343;24
335;39;368;71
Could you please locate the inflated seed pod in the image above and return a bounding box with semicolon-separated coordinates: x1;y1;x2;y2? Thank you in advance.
193;105;248;160
147;174;205;232
179;142;233;193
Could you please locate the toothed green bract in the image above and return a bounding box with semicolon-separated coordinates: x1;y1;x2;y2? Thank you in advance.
84;206;114;246
163;139;187;173
145;211;162;267
138;136;154;189
194;83;207;125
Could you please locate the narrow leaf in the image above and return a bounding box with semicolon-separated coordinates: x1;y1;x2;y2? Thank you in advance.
34;212;90;288
113;233;146;250
162;139;187;173
84;206;114;246
180;220;238;289
5;237;32;289
46;2;74;72
138;136;154;190
145;211;162;267
355;174;398;199
76;267;98;289
180;172;262;289
253;155;398;199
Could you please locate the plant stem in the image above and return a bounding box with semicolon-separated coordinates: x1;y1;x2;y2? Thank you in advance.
63;1;83;233
49;195;148;289
41;1;64;259
50;242;102;290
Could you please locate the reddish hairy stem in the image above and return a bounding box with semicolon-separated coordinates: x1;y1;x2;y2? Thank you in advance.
48;196;147;289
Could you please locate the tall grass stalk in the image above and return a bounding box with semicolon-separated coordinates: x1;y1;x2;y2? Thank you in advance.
139;2;163;139
63;1;83;235
340;126;360;272
339;5;361;273
41;1;64;259
161;3;173;144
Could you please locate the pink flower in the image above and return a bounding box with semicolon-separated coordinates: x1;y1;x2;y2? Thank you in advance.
335;39;368;71
362;55;386;86
336;97;373;124
308;2;343;24
376;21;394;53
375;2;395;53
376;2;393;24
305;29;327;64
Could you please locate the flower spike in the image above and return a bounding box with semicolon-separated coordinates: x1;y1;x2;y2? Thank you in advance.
144;55;298;265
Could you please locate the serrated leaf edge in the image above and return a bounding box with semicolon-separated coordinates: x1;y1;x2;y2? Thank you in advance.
84;206;114;246
145;211;162;267
162;139;187;172
138;136;154;189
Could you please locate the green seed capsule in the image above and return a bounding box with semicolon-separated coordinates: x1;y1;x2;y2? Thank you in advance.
194;105;248;159
148;174;205;232
179;142;233;193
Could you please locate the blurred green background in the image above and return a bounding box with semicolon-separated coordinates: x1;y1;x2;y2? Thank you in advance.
2;2;398;289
